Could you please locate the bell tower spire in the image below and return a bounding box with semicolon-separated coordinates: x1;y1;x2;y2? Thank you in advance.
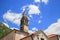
20;11;28;32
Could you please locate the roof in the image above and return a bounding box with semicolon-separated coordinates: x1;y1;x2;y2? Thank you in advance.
20;30;48;40
48;34;58;38
15;29;29;35
0;29;29;40
32;30;48;38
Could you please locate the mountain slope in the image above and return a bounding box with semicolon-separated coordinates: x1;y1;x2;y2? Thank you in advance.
0;22;12;39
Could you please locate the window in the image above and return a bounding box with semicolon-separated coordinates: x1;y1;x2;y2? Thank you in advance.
20;27;23;30
41;38;44;40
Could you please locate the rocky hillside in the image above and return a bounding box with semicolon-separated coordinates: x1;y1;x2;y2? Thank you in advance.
0;22;11;39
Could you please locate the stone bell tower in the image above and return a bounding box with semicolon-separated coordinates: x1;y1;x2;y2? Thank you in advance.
20;11;28;32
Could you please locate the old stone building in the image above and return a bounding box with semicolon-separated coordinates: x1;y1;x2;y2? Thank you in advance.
20;30;48;40
0;11;60;40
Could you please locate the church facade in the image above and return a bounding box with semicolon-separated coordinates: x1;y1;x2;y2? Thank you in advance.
0;11;60;40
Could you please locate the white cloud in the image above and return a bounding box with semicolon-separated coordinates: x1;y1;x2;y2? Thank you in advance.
44;19;60;35
34;0;48;5
2;22;19;30
22;5;40;15
3;10;22;25
38;20;41;23
28;30;34;34
21;6;27;12
28;5;40;15
29;15;32;18
42;0;48;4
10;27;19;30
32;27;38;31
28;27;38;34
22;5;41;19
34;0;40;3
3;22;9;28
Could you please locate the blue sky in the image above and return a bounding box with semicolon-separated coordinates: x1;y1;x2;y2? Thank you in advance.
0;0;60;35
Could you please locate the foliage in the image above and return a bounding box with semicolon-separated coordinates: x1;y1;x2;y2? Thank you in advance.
0;22;11;39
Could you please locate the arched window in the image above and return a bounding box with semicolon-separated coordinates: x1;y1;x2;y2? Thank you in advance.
41;38;44;40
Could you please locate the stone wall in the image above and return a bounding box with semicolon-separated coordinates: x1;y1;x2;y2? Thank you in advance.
20;35;32;40
15;31;26;40
22;36;32;40
20;30;48;40
0;30;15;40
